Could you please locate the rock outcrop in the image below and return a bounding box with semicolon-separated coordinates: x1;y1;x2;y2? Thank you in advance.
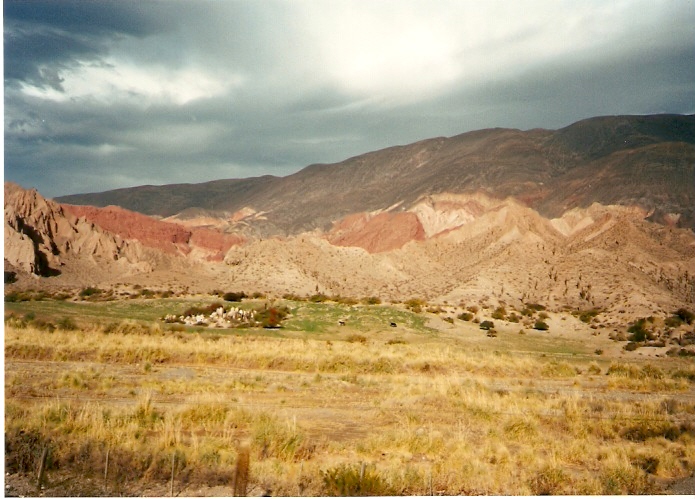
63;204;244;262
4;182;152;277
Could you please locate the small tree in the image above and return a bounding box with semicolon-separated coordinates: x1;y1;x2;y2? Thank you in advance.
480;320;495;330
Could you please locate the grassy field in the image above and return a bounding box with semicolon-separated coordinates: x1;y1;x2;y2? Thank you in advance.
5;296;695;496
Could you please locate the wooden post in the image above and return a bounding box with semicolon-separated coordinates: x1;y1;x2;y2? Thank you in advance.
170;452;176;497
104;447;110;495
37;446;49;490
233;445;250;497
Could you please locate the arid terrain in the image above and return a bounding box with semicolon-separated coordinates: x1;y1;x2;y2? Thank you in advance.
4;294;695;496
4;114;695;495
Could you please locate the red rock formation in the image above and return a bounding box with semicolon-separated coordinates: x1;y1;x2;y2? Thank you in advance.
62;203;244;261
189;229;245;261
64;205;192;255
328;211;425;253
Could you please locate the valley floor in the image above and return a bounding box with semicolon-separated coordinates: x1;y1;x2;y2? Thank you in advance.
4;298;695;496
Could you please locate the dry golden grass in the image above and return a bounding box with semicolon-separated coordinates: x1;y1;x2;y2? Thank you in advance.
5;318;695;496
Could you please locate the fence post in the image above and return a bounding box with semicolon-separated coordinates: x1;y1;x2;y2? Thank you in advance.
37;446;49;490
233;444;250;497
170;452;176;497
104;447;110;495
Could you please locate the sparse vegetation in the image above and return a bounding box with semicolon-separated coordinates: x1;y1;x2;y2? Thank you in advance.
4;297;695;496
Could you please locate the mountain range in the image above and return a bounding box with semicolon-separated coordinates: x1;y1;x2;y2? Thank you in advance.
57;114;695;234
6;114;695;321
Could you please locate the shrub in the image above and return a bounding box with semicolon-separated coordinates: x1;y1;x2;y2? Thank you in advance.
528;465;568;495
526;303;546;311
5;291;22;303
600;464;653;494
309;293;330;303
405;298;426;313
256;306;289;328
664;316;683;328
79;287;102;298
627;319;650;342
578;309;601;323
362;296;381;305
491;307;506;320
56;317;78;331
457;312;474;321
182;302;225;317
479;320;495;330
223;291;246;302
322;464;394;496
588;362;602;375
674;308;695;325
533;321;549;331
623;342;639;352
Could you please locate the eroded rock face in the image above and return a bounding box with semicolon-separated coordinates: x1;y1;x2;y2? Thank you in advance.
63;204;245;261
63;204;193;255
3;183;150;277
328;211;425;253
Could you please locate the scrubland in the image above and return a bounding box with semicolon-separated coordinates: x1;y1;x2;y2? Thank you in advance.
4;298;695;496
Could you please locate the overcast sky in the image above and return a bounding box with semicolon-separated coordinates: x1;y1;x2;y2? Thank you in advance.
4;0;695;198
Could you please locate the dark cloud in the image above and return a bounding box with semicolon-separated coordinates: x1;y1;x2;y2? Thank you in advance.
4;1;695;198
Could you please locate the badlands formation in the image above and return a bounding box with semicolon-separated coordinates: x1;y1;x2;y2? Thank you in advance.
4;182;694;323
6;115;695;322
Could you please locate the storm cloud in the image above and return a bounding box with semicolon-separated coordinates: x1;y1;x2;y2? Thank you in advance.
5;0;695;198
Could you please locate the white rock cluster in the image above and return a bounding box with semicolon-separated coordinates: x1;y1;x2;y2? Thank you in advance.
164;306;257;328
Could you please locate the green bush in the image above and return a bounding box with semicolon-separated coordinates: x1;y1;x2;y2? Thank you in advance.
533;321;549;331
223;291;246;302
362;296;381;305
627;318;650;342
479;320;495;330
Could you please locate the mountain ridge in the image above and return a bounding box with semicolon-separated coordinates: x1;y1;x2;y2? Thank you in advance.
55;114;695;234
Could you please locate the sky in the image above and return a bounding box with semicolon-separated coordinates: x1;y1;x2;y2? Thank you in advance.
4;0;695;198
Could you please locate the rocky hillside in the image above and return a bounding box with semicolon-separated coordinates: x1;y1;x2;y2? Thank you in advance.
4;182;154;279
6;114;695;319
57;114;695;234
3;183;242;288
